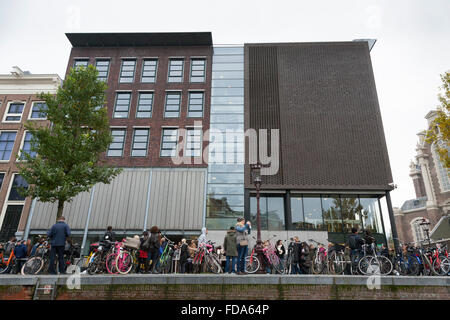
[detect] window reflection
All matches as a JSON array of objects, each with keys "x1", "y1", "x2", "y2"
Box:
[
  {"x1": 250, "y1": 196, "x2": 285, "y2": 231},
  {"x1": 321, "y1": 195, "x2": 343, "y2": 233},
  {"x1": 301, "y1": 196, "x2": 324, "y2": 230},
  {"x1": 340, "y1": 196, "x2": 363, "y2": 233},
  {"x1": 359, "y1": 196, "x2": 383, "y2": 234}
]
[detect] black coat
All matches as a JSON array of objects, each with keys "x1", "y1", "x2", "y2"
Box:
[
  {"x1": 180, "y1": 243, "x2": 189, "y2": 261},
  {"x1": 291, "y1": 242, "x2": 302, "y2": 263}
]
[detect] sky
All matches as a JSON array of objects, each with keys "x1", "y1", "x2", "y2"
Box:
[{"x1": 0, "y1": 0, "x2": 449, "y2": 209}]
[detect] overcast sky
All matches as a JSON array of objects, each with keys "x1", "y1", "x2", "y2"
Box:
[{"x1": 0, "y1": 0, "x2": 449, "y2": 208}]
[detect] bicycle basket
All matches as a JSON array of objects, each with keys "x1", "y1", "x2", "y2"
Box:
[{"x1": 124, "y1": 237, "x2": 140, "y2": 250}]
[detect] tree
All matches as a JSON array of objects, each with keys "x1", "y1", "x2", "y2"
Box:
[
  {"x1": 426, "y1": 71, "x2": 450, "y2": 170},
  {"x1": 17, "y1": 65, "x2": 122, "y2": 219}
]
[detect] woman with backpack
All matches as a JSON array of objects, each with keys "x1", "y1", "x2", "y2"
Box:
[{"x1": 136, "y1": 231, "x2": 150, "y2": 273}]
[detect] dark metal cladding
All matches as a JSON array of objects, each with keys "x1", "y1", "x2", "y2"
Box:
[
  {"x1": 66, "y1": 32, "x2": 213, "y2": 47},
  {"x1": 244, "y1": 42, "x2": 393, "y2": 191}
]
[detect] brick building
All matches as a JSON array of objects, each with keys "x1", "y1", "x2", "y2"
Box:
[
  {"x1": 394, "y1": 111, "x2": 450, "y2": 244},
  {"x1": 0, "y1": 67, "x2": 62, "y2": 242},
  {"x1": 3, "y1": 33, "x2": 398, "y2": 253}
]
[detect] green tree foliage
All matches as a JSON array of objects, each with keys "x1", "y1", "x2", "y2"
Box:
[
  {"x1": 426, "y1": 71, "x2": 450, "y2": 170},
  {"x1": 17, "y1": 65, "x2": 122, "y2": 219}
]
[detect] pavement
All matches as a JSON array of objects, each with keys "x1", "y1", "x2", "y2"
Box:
[{"x1": 0, "y1": 274, "x2": 449, "y2": 287}]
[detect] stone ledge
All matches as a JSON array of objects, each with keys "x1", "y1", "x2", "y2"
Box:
[{"x1": 0, "y1": 274, "x2": 449, "y2": 287}]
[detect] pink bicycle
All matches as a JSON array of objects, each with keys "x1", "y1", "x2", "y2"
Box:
[{"x1": 105, "y1": 240, "x2": 123, "y2": 274}]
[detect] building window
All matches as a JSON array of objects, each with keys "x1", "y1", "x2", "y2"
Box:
[
  {"x1": 160, "y1": 128, "x2": 178, "y2": 157},
  {"x1": 73, "y1": 59, "x2": 89, "y2": 68},
  {"x1": 164, "y1": 92, "x2": 181, "y2": 118},
  {"x1": 185, "y1": 128, "x2": 202, "y2": 157},
  {"x1": 136, "y1": 92, "x2": 153, "y2": 118},
  {"x1": 250, "y1": 196, "x2": 285, "y2": 231},
  {"x1": 0, "y1": 132, "x2": 17, "y2": 161},
  {"x1": 119, "y1": 59, "x2": 136, "y2": 83},
  {"x1": 359, "y1": 196, "x2": 383, "y2": 234},
  {"x1": 4, "y1": 103, "x2": 24, "y2": 122},
  {"x1": 20, "y1": 132, "x2": 37, "y2": 160},
  {"x1": 95, "y1": 59, "x2": 110, "y2": 82},
  {"x1": 168, "y1": 58, "x2": 184, "y2": 83},
  {"x1": 141, "y1": 59, "x2": 158, "y2": 83},
  {"x1": 321, "y1": 195, "x2": 343, "y2": 233},
  {"x1": 187, "y1": 92, "x2": 204, "y2": 118},
  {"x1": 8, "y1": 174, "x2": 29, "y2": 201},
  {"x1": 29, "y1": 102, "x2": 47, "y2": 119},
  {"x1": 0, "y1": 173, "x2": 4, "y2": 190},
  {"x1": 107, "y1": 129, "x2": 126, "y2": 157},
  {"x1": 131, "y1": 128, "x2": 149, "y2": 157},
  {"x1": 291, "y1": 195, "x2": 324, "y2": 231},
  {"x1": 113, "y1": 92, "x2": 131, "y2": 118},
  {"x1": 190, "y1": 58, "x2": 206, "y2": 83}
]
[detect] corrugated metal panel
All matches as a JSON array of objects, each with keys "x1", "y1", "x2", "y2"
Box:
[
  {"x1": 147, "y1": 169, "x2": 205, "y2": 230},
  {"x1": 30, "y1": 168, "x2": 205, "y2": 231},
  {"x1": 30, "y1": 191, "x2": 91, "y2": 229}
]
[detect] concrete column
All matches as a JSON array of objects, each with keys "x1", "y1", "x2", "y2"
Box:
[
  {"x1": 418, "y1": 157, "x2": 438, "y2": 208},
  {"x1": 385, "y1": 191, "x2": 400, "y2": 253}
]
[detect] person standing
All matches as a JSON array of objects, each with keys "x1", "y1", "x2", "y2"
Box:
[
  {"x1": 291, "y1": 237, "x2": 302, "y2": 274},
  {"x1": 137, "y1": 231, "x2": 150, "y2": 273},
  {"x1": 179, "y1": 239, "x2": 189, "y2": 274},
  {"x1": 223, "y1": 227, "x2": 238, "y2": 274},
  {"x1": 103, "y1": 226, "x2": 116, "y2": 242},
  {"x1": 148, "y1": 226, "x2": 161, "y2": 273},
  {"x1": 198, "y1": 227, "x2": 208, "y2": 246},
  {"x1": 235, "y1": 217, "x2": 251, "y2": 275},
  {"x1": 276, "y1": 240, "x2": 286, "y2": 265},
  {"x1": 47, "y1": 216, "x2": 71, "y2": 274}
]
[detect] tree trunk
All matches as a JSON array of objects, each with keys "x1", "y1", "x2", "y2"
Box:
[{"x1": 57, "y1": 200, "x2": 65, "y2": 219}]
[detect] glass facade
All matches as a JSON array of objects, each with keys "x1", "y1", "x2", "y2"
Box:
[{"x1": 206, "y1": 46, "x2": 244, "y2": 230}]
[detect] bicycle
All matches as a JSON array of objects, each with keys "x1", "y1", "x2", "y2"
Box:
[
  {"x1": 155, "y1": 236, "x2": 175, "y2": 274},
  {"x1": 244, "y1": 236, "x2": 260, "y2": 274},
  {"x1": 358, "y1": 242, "x2": 393, "y2": 275},
  {"x1": 0, "y1": 242, "x2": 17, "y2": 274},
  {"x1": 430, "y1": 243, "x2": 450, "y2": 276},
  {"x1": 326, "y1": 240, "x2": 347, "y2": 275},
  {"x1": 115, "y1": 238, "x2": 139, "y2": 275},
  {"x1": 309, "y1": 239, "x2": 328, "y2": 274},
  {"x1": 262, "y1": 236, "x2": 285, "y2": 274},
  {"x1": 392, "y1": 241, "x2": 421, "y2": 276}
]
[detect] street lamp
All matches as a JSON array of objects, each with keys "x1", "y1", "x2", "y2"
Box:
[
  {"x1": 419, "y1": 218, "x2": 431, "y2": 245},
  {"x1": 250, "y1": 162, "x2": 267, "y2": 274}
]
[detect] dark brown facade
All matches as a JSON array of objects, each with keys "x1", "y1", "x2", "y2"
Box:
[
  {"x1": 65, "y1": 33, "x2": 213, "y2": 168},
  {"x1": 244, "y1": 42, "x2": 393, "y2": 191}
]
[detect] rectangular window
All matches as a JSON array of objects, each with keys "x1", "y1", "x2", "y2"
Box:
[
  {"x1": 131, "y1": 128, "x2": 150, "y2": 157},
  {"x1": 20, "y1": 132, "x2": 37, "y2": 160},
  {"x1": 164, "y1": 92, "x2": 181, "y2": 118},
  {"x1": 190, "y1": 58, "x2": 206, "y2": 83},
  {"x1": 29, "y1": 102, "x2": 47, "y2": 119},
  {"x1": 119, "y1": 59, "x2": 136, "y2": 83},
  {"x1": 187, "y1": 92, "x2": 204, "y2": 118},
  {"x1": 168, "y1": 58, "x2": 184, "y2": 83},
  {"x1": 0, "y1": 132, "x2": 17, "y2": 161},
  {"x1": 4, "y1": 103, "x2": 24, "y2": 122},
  {"x1": 0, "y1": 173, "x2": 5, "y2": 190},
  {"x1": 95, "y1": 59, "x2": 110, "y2": 82},
  {"x1": 73, "y1": 59, "x2": 89, "y2": 68},
  {"x1": 107, "y1": 129, "x2": 126, "y2": 157},
  {"x1": 160, "y1": 128, "x2": 178, "y2": 157},
  {"x1": 136, "y1": 92, "x2": 153, "y2": 118},
  {"x1": 141, "y1": 59, "x2": 158, "y2": 83},
  {"x1": 8, "y1": 174, "x2": 29, "y2": 201},
  {"x1": 185, "y1": 128, "x2": 202, "y2": 157},
  {"x1": 113, "y1": 92, "x2": 131, "y2": 118}
]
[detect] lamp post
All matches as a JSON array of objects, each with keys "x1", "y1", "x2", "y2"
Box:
[
  {"x1": 250, "y1": 162, "x2": 266, "y2": 274},
  {"x1": 419, "y1": 218, "x2": 431, "y2": 245}
]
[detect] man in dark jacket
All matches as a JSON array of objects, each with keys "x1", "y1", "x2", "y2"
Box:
[
  {"x1": 347, "y1": 228, "x2": 364, "y2": 270},
  {"x1": 223, "y1": 227, "x2": 238, "y2": 274},
  {"x1": 47, "y1": 216, "x2": 71, "y2": 274},
  {"x1": 103, "y1": 226, "x2": 115, "y2": 242},
  {"x1": 179, "y1": 239, "x2": 189, "y2": 274},
  {"x1": 291, "y1": 237, "x2": 302, "y2": 274}
]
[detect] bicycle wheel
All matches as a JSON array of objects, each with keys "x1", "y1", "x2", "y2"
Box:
[
  {"x1": 115, "y1": 251, "x2": 133, "y2": 275},
  {"x1": 106, "y1": 254, "x2": 118, "y2": 274},
  {"x1": 327, "y1": 251, "x2": 346, "y2": 275},
  {"x1": 87, "y1": 253, "x2": 101, "y2": 275},
  {"x1": 268, "y1": 254, "x2": 285, "y2": 274},
  {"x1": 312, "y1": 254, "x2": 326, "y2": 274},
  {"x1": 432, "y1": 256, "x2": 450, "y2": 276},
  {"x1": 245, "y1": 255, "x2": 260, "y2": 274},
  {"x1": 358, "y1": 256, "x2": 373, "y2": 275},
  {"x1": 21, "y1": 257, "x2": 44, "y2": 275},
  {"x1": 204, "y1": 255, "x2": 222, "y2": 274},
  {"x1": 376, "y1": 256, "x2": 393, "y2": 275}
]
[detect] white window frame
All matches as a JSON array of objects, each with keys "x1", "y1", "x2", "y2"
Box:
[
  {"x1": 0, "y1": 173, "x2": 27, "y2": 230},
  {"x1": 107, "y1": 128, "x2": 127, "y2": 157},
  {"x1": 3, "y1": 101, "x2": 25, "y2": 123},
  {"x1": 0, "y1": 130, "x2": 18, "y2": 162},
  {"x1": 160, "y1": 127, "x2": 179, "y2": 157},
  {"x1": 131, "y1": 127, "x2": 150, "y2": 157},
  {"x1": 17, "y1": 130, "x2": 37, "y2": 162},
  {"x1": 184, "y1": 127, "x2": 203, "y2": 158},
  {"x1": 28, "y1": 101, "x2": 48, "y2": 120}
]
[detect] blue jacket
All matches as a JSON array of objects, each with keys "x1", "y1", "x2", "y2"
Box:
[
  {"x1": 14, "y1": 244, "x2": 28, "y2": 259},
  {"x1": 47, "y1": 221, "x2": 71, "y2": 246}
]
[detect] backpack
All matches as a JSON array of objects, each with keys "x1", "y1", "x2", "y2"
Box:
[
  {"x1": 149, "y1": 233, "x2": 159, "y2": 249},
  {"x1": 141, "y1": 237, "x2": 151, "y2": 251},
  {"x1": 348, "y1": 235, "x2": 357, "y2": 250}
]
